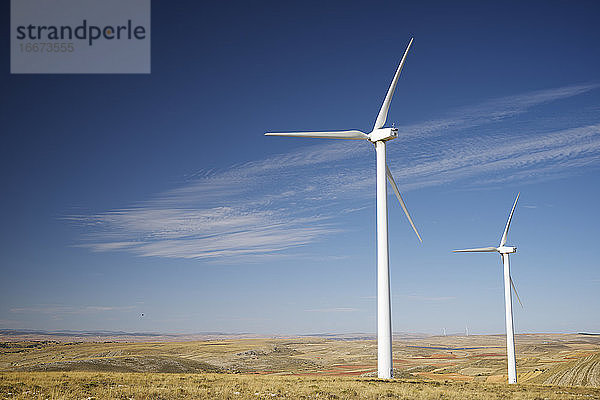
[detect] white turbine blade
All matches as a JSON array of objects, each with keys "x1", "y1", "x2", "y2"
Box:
[
  {"x1": 265, "y1": 130, "x2": 368, "y2": 140},
  {"x1": 510, "y1": 276, "x2": 524, "y2": 309},
  {"x1": 373, "y1": 37, "x2": 414, "y2": 130},
  {"x1": 500, "y1": 192, "x2": 520, "y2": 246},
  {"x1": 385, "y1": 165, "x2": 422, "y2": 242},
  {"x1": 452, "y1": 247, "x2": 498, "y2": 253}
]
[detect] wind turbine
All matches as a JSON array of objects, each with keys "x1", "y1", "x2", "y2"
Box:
[
  {"x1": 453, "y1": 193, "x2": 522, "y2": 384},
  {"x1": 265, "y1": 38, "x2": 421, "y2": 379}
]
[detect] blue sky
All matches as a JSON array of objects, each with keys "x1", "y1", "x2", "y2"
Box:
[{"x1": 1, "y1": 0, "x2": 599, "y2": 335}]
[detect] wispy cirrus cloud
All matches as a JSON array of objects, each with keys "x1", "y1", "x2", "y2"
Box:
[
  {"x1": 67, "y1": 207, "x2": 340, "y2": 260},
  {"x1": 67, "y1": 83, "x2": 600, "y2": 262},
  {"x1": 399, "y1": 83, "x2": 600, "y2": 140},
  {"x1": 387, "y1": 123, "x2": 600, "y2": 190}
]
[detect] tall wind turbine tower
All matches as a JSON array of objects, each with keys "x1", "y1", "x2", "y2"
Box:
[
  {"x1": 265, "y1": 38, "x2": 421, "y2": 379},
  {"x1": 453, "y1": 193, "x2": 522, "y2": 384}
]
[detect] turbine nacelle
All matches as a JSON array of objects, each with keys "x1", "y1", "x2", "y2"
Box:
[
  {"x1": 498, "y1": 245, "x2": 517, "y2": 254},
  {"x1": 368, "y1": 127, "x2": 398, "y2": 142}
]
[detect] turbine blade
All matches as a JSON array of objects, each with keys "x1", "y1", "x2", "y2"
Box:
[
  {"x1": 373, "y1": 38, "x2": 414, "y2": 130},
  {"x1": 510, "y1": 276, "x2": 524, "y2": 309},
  {"x1": 386, "y1": 165, "x2": 422, "y2": 242},
  {"x1": 265, "y1": 130, "x2": 368, "y2": 140},
  {"x1": 500, "y1": 192, "x2": 520, "y2": 246},
  {"x1": 452, "y1": 247, "x2": 498, "y2": 253}
]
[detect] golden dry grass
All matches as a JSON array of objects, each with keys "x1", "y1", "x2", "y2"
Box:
[{"x1": 1, "y1": 371, "x2": 600, "y2": 400}]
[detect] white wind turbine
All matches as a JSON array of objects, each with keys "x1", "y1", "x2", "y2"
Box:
[
  {"x1": 265, "y1": 38, "x2": 421, "y2": 379},
  {"x1": 453, "y1": 193, "x2": 523, "y2": 384}
]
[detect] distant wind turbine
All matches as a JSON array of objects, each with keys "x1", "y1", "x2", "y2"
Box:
[
  {"x1": 453, "y1": 193, "x2": 522, "y2": 384},
  {"x1": 265, "y1": 38, "x2": 421, "y2": 379}
]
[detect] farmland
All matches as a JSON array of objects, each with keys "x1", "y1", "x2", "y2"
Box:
[{"x1": 1, "y1": 333, "x2": 599, "y2": 398}]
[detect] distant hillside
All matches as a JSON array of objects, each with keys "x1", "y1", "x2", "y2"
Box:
[
  {"x1": 0, "y1": 329, "x2": 264, "y2": 343},
  {"x1": 0, "y1": 330, "x2": 432, "y2": 343}
]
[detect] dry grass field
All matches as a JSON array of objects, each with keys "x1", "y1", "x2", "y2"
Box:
[
  {"x1": 1, "y1": 333, "x2": 599, "y2": 399},
  {"x1": 2, "y1": 371, "x2": 600, "y2": 399}
]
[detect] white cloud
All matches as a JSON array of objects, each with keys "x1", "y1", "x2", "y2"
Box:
[
  {"x1": 66, "y1": 83, "x2": 600, "y2": 262},
  {"x1": 388, "y1": 123, "x2": 600, "y2": 190},
  {"x1": 69, "y1": 207, "x2": 340, "y2": 261}
]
